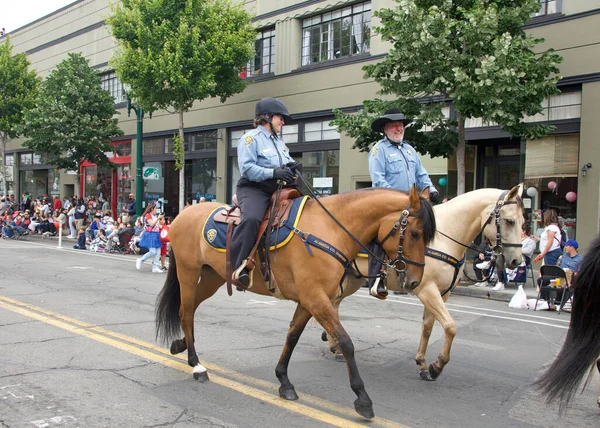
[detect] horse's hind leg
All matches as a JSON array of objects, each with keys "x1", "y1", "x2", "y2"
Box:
[
  {"x1": 276, "y1": 303, "x2": 313, "y2": 401},
  {"x1": 178, "y1": 265, "x2": 223, "y2": 382},
  {"x1": 307, "y1": 295, "x2": 374, "y2": 419}
]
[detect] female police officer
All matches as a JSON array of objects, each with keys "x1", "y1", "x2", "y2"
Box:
[{"x1": 231, "y1": 97, "x2": 301, "y2": 287}]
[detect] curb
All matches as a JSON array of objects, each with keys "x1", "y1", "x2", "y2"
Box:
[{"x1": 452, "y1": 283, "x2": 538, "y2": 303}]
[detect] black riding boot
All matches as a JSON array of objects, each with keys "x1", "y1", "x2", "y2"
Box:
[{"x1": 367, "y1": 241, "x2": 387, "y2": 299}]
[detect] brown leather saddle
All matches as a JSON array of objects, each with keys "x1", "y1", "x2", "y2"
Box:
[{"x1": 214, "y1": 187, "x2": 302, "y2": 295}]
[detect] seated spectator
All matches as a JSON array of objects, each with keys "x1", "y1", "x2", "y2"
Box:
[
  {"x1": 73, "y1": 227, "x2": 87, "y2": 250},
  {"x1": 86, "y1": 215, "x2": 102, "y2": 240},
  {"x1": 473, "y1": 239, "x2": 493, "y2": 287},
  {"x1": 536, "y1": 239, "x2": 583, "y2": 305},
  {"x1": 89, "y1": 229, "x2": 108, "y2": 252},
  {"x1": 107, "y1": 221, "x2": 135, "y2": 250}
]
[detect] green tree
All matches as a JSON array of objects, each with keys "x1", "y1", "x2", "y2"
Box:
[
  {"x1": 0, "y1": 38, "x2": 40, "y2": 198},
  {"x1": 22, "y1": 53, "x2": 123, "y2": 175},
  {"x1": 108, "y1": 0, "x2": 256, "y2": 212},
  {"x1": 333, "y1": 0, "x2": 562, "y2": 195}
]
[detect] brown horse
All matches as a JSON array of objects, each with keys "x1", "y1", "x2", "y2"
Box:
[
  {"x1": 536, "y1": 233, "x2": 600, "y2": 413},
  {"x1": 326, "y1": 185, "x2": 525, "y2": 380},
  {"x1": 155, "y1": 186, "x2": 436, "y2": 419}
]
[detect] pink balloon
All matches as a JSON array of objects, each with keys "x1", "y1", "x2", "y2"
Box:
[
  {"x1": 548, "y1": 181, "x2": 557, "y2": 190},
  {"x1": 566, "y1": 191, "x2": 577, "y2": 203}
]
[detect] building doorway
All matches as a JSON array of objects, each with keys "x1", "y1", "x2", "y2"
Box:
[{"x1": 476, "y1": 139, "x2": 522, "y2": 189}]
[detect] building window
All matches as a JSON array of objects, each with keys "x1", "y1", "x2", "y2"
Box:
[
  {"x1": 304, "y1": 121, "x2": 340, "y2": 142},
  {"x1": 230, "y1": 128, "x2": 254, "y2": 149},
  {"x1": 4, "y1": 154, "x2": 14, "y2": 166},
  {"x1": 189, "y1": 131, "x2": 217, "y2": 151},
  {"x1": 281, "y1": 124, "x2": 299, "y2": 144},
  {"x1": 533, "y1": 0, "x2": 560, "y2": 17},
  {"x1": 246, "y1": 28, "x2": 275, "y2": 77},
  {"x1": 143, "y1": 138, "x2": 165, "y2": 155},
  {"x1": 100, "y1": 71, "x2": 125, "y2": 104},
  {"x1": 524, "y1": 92, "x2": 581, "y2": 123},
  {"x1": 302, "y1": 2, "x2": 371, "y2": 66},
  {"x1": 19, "y1": 153, "x2": 32, "y2": 165}
]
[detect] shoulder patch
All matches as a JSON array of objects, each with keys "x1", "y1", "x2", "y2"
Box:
[
  {"x1": 244, "y1": 135, "x2": 254, "y2": 146},
  {"x1": 370, "y1": 146, "x2": 379, "y2": 157}
]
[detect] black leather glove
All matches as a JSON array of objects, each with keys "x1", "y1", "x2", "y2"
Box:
[
  {"x1": 429, "y1": 191, "x2": 441, "y2": 204},
  {"x1": 273, "y1": 167, "x2": 295, "y2": 183},
  {"x1": 285, "y1": 161, "x2": 302, "y2": 172}
]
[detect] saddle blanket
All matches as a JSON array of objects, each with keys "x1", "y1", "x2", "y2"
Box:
[{"x1": 202, "y1": 196, "x2": 310, "y2": 252}]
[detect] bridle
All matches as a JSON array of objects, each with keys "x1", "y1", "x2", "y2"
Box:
[
  {"x1": 483, "y1": 190, "x2": 524, "y2": 256},
  {"x1": 378, "y1": 206, "x2": 425, "y2": 273},
  {"x1": 437, "y1": 189, "x2": 524, "y2": 257}
]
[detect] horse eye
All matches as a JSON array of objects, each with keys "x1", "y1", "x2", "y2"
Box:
[
  {"x1": 411, "y1": 230, "x2": 420, "y2": 239},
  {"x1": 505, "y1": 219, "x2": 515, "y2": 225}
]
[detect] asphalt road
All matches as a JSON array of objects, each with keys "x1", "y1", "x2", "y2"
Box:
[{"x1": 1, "y1": 237, "x2": 598, "y2": 428}]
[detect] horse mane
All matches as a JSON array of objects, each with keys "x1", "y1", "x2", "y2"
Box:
[
  {"x1": 327, "y1": 188, "x2": 436, "y2": 246},
  {"x1": 536, "y1": 233, "x2": 600, "y2": 413}
]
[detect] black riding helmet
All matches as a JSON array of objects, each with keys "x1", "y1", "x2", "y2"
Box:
[{"x1": 255, "y1": 97, "x2": 292, "y2": 123}]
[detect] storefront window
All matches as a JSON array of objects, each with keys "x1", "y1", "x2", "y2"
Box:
[
  {"x1": 189, "y1": 131, "x2": 217, "y2": 151},
  {"x1": 143, "y1": 161, "x2": 165, "y2": 206},
  {"x1": 187, "y1": 158, "x2": 217, "y2": 201},
  {"x1": 117, "y1": 165, "x2": 132, "y2": 216},
  {"x1": 295, "y1": 150, "x2": 339, "y2": 196},
  {"x1": 230, "y1": 128, "x2": 254, "y2": 149},
  {"x1": 20, "y1": 169, "x2": 49, "y2": 199}
]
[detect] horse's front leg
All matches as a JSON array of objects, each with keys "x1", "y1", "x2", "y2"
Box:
[
  {"x1": 415, "y1": 306, "x2": 436, "y2": 380},
  {"x1": 307, "y1": 295, "x2": 374, "y2": 419},
  {"x1": 414, "y1": 283, "x2": 456, "y2": 380},
  {"x1": 276, "y1": 303, "x2": 313, "y2": 400}
]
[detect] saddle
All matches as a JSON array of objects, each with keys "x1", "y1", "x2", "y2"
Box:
[{"x1": 214, "y1": 187, "x2": 302, "y2": 295}]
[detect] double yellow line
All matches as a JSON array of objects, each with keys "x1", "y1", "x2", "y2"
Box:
[{"x1": 0, "y1": 295, "x2": 409, "y2": 428}]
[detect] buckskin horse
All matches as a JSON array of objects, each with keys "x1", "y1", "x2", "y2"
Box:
[
  {"x1": 326, "y1": 184, "x2": 525, "y2": 381},
  {"x1": 155, "y1": 185, "x2": 436, "y2": 419},
  {"x1": 536, "y1": 233, "x2": 600, "y2": 413}
]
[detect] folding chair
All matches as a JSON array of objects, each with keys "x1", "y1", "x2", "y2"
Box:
[{"x1": 535, "y1": 265, "x2": 570, "y2": 314}]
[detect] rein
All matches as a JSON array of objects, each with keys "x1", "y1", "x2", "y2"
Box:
[{"x1": 296, "y1": 173, "x2": 424, "y2": 273}]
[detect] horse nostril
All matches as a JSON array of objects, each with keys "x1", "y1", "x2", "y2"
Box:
[{"x1": 410, "y1": 280, "x2": 420, "y2": 289}]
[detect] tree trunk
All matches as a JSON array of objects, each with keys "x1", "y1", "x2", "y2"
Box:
[
  {"x1": 0, "y1": 133, "x2": 7, "y2": 199},
  {"x1": 178, "y1": 110, "x2": 185, "y2": 214},
  {"x1": 456, "y1": 113, "x2": 466, "y2": 195}
]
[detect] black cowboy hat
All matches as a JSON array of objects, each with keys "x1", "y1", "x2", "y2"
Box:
[{"x1": 371, "y1": 108, "x2": 412, "y2": 133}]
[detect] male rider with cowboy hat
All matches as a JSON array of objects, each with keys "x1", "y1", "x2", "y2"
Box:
[
  {"x1": 366, "y1": 108, "x2": 440, "y2": 298},
  {"x1": 230, "y1": 97, "x2": 301, "y2": 288}
]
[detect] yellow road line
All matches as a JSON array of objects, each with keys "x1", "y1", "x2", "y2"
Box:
[{"x1": 0, "y1": 296, "x2": 409, "y2": 428}]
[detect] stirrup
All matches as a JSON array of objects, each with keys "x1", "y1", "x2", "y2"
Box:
[
  {"x1": 370, "y1": 276, "x2": 388, "y2": 300},
  {"x1": 232, "y1": 260, "x2": 253, "y2": 290}
]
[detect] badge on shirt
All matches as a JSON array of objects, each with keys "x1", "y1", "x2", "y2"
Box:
[
  {"x1": 245, "y1": 135, "x2": 254, "y2": 146},
  {"x1": 407, "y1": 150, "x2": 412, "y2": 156},
  {"x1": 370, "y1": 146, "x2": 379, "y2": 157}
]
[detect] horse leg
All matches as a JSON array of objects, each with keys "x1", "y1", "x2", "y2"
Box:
[
  {"x1": 326, "y1": 300, "x2": 345, "y2": 362},
  {"x1": 307, "y1": 295, "x2": 374, "y2": 419},
  {"x1": 178, "y1": 265, "x2": 223, "y2": 382},
  {"x1": 414, "y1": 284, "x2": 456, "y2": 380},
  {"x1": 415, "y1": 306, "x2": 436, "y2": 381},
  {"x1": 275, "y1": 304, "x2": 313, "y2": 401}
]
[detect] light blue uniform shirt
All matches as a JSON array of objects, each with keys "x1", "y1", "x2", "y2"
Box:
[
  {"x1": 368, "y1": 137, "x2": 436, "y2": 193},
  {"x1": 237, "y1": 125, "x2": 294, "y2": 182}
]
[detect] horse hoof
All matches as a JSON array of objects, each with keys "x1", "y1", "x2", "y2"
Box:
[
  {"x1": 321, "y1": 331, "x2": 328, "y2": 342},
  {"x1": 193, "y1": 371, "x2": 209, "y2": 383},
  {"x1": 170, "y1": 339, "x2": 186, "y2": 355},
  {"x1": 279, "y1": 387, "x2": 299, "y2": 401},
  {"x1": 354, "y1": 400, "x2": 375, "y2": 419},
  {"x1": 334, "y1": 353, "x2": 345, "y2": 362},
  {"x1": 428, "y1": 361, "x2": 442, "y2": 380},
  {"x1": 419, "y1": 370, "x2": 435, "y2": 381}
]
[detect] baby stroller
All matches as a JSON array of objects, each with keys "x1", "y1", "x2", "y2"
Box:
[{"x1": 107, "y1": 231, "x2": 134, "y2": 254}]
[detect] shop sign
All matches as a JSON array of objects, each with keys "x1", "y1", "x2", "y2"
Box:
[{"x1": 143, "y1": 166, "x2": 160, "y2": 180}]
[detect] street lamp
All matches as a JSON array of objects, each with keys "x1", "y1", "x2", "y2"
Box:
[{"x1": 126, "y1": 93, "x2": 144, "y2": 217}]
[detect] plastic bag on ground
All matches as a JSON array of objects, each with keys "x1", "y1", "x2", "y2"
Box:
[
  {"x1": 527, "y1": 298, "x2": 549, "y2": 311},
  {"x1": 508, "y1": 284, "x2": 528, "y2": 309}
]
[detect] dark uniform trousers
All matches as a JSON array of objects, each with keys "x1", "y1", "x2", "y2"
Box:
[
  {"x1": 230, "y1": 179, "x2": 279, "y2": 271},
  {"x1": 367, "y1": 241, "x2": 386, "y2": 286}
]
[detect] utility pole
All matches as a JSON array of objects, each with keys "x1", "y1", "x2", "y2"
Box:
[{"x1": 127, "y1": 94, "x2": 143, "y2": 217}]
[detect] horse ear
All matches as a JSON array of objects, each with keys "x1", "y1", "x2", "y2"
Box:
[
  {"x1": 507, "y1": 183, "x2": 525, "y2": 201},
  {"x1": 420, "y1": 186, "x2": 430, "y2": 200},
  {"x1": 409, "y1": 184, "x2": 421, "y2": 211}
]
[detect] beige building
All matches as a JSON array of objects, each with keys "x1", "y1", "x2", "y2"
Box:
[{"x1": 2, "y1": 0, "x2": 600, "y2": 249}]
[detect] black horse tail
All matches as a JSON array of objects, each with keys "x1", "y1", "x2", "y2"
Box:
[
  {"x1": 536, "y1": 234, "x2": 600, "y2": 414},
  {"x1": 155, "y1": 248, "x2": 181, "y2": 345}
]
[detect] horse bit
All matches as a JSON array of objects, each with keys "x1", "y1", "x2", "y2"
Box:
[{"x1": 377, "y1": 206, "x2": 425, "y2": 274}]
